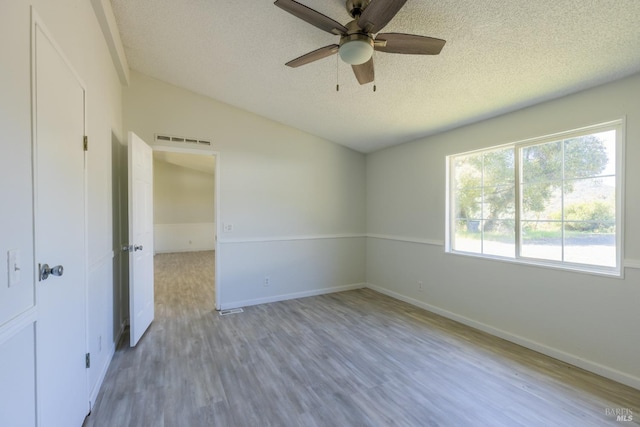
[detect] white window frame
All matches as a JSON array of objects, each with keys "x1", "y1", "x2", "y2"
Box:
[{"x1": 445, "y1": 119, "x2": 625, "y2": 277}]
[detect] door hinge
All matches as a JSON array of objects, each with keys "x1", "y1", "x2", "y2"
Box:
[
  {"x1": 85, "y1": 352, "x2": 91, "y2": 368},
  {"x1": 83, "y1": 135, "x2": 88, "y2": 151}
]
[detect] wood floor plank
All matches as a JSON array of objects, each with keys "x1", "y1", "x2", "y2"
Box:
[{"x1": 84, "y1": 251, "x2": 639, "y2": 426}]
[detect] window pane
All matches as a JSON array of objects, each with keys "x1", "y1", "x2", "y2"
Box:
[
  {"x1": 451, "y1": 148, "x2": 515, "y2": 257},
  {"x1": 563, "y1": 176, "x2": 615, "y2": 267},
  {"x1": 483, "y1": 184, "x2": 515, "y2": 220},
  {"x1": 453, "y1": 152, "x2": 483, "y2": 254},
  {"x1": 454, "y1": 155, "x2": 482, "y2": 187},
  {"x1": 521, "y1": 221, "x2": 562, "y2": 261},
  {"x1": 522, "y1": 140, "x2": 562, "y2": 183},
  {"x1": 564, "y1": 177, "x2": 615, "y2": 210},
  {"x1": 564, "y1": 222, "x2": 616, "y2": 267},
  {"x1": 483, "y1": 219, "x2": 515, "y2": 258},
  {"x1": 521, "y1": 183, "x2": 561, "y2": 221},
  {"x1": 454, "y1": 153, "x2": 483, "y2": 221},
  {"x1": 564, "y1": 130, "x2": 615, "y2": 179},
  {"x1": 453, "y1": 220, "x2": 481, "y2": 253},
  {"x1": 483, "y1": 148, "x2": 514, "y2": 186},
  {"x1": 482, "y1": 148, "x2": 515, "y2": 240},
  {"x1": 455, "y1": 188, "x2": 481, "y2": 220}
]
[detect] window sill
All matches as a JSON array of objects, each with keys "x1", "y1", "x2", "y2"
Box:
[{"x1": 445, "y1": 249, "x2": 623, "y2": 279}]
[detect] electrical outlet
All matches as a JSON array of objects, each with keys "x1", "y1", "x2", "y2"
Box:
[
  {"x1": 223, "y1": 223, "x2": 234, "y2": 232},
  {"x1": 418, "y1": 280, "x2": 424, "y2": 291},
  {"x1": 264, "y1": 276, "x2": 270, "y2": 287}
]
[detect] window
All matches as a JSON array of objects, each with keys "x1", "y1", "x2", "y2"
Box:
[{"x1": 447, "y1": 120, "x2": 623, "y2": 275}]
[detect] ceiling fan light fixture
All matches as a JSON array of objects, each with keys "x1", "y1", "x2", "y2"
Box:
[
  {"x1": 275, "y1": 0, "x2": 447, "y2": 85},
  {"x1": 339, "y1": 35, "x2": 374, "y2": 65}
]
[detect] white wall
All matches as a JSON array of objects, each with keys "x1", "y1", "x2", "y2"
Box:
[
  {"x1": 124, "y1": 71, "x2": 367, "y2": 308},
  {"x1": 0, "y1": 0, "x2": 122, "y2": 423},
  {"x1": 366, "y1": 72, "x2": 640, "y2": 389},
  {"x1": 153, "y1": 158, "x2": 215, "y2": 253},
  {"x1": 154, "y1": 159, "x2": 215, "y2": 224},
  {"x1": 154, "y1": 223, "x2": 216, "y2": 253}
]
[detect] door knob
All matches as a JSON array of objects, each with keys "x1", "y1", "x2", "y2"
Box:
[
  {"x1": 134, "y1": 245, "x2": 143, "y2": 251},
  {"x1": 39, "y1": 263, "x2": 64, "y2": 281}
]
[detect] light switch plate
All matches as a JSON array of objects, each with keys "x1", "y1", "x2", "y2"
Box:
[{"x1": 8, "y1": 249, "x2": 21, "y2": 287}]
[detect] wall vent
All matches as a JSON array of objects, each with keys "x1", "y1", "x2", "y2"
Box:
[
  {"x1": 219, "y1": 308, "x2": 244, "y2": 316},
  {"x1": 155, "y1": 133, "x2": 211, "y2": 146}
]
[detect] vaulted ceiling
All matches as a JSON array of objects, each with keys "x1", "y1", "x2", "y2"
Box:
[
  {"x1": 153, "y1": 151, "x2": 215, "y2": 175},
  {"x1": 112, "y1": 0, "x2": 640, "y2": 153}
]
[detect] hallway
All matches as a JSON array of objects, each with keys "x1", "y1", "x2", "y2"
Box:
[{"x1": 85, "y1": 251, "x2": 215, "y2": 426}]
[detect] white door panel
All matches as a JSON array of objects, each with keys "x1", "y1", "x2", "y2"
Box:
[
  {"x1": 128, "y1": 132, "x2": 154, "y2": 346},
  {"x1": 33, "y1": 20, "x2": 88, "y2": 426}
]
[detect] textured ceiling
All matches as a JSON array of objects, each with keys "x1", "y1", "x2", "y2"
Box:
[{"x1": 112, "y1": 0, "x2": 640, "y2": 153}]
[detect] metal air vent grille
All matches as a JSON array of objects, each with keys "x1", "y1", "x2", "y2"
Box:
[{"x1": 155, "y1": 133, "x2": 211, "y2": 146}]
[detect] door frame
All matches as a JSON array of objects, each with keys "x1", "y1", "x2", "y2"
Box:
[
  {"x1": 151, "y1": 144, "x2": 221, "y2": 310},
  {"x1": 30, "y1": 6, "x2": 90, "y2": 420}
]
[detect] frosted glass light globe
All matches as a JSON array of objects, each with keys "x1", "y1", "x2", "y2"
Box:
[{"x1": 339, "y1": 39, "x2": 374, "y2": 65}]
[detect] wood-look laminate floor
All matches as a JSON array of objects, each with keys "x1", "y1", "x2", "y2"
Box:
[{"x1": 85, "y1": 251, "x2": 639, "y2": 426}]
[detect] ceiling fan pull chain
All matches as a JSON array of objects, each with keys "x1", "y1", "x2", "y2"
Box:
[
  {"x1": 336, "y1": 53, "x2": 340, "y2": 92},
  {"x1": 373, "y1": 51, "x2": 376, "y2": 92}
]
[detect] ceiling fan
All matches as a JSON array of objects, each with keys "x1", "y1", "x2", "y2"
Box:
[{"x1": 274, "y1": 0, "x2": 446, "y2": 85}]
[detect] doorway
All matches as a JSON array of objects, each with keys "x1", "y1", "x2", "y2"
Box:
[{"x1": 152, "y1": 148, "x2": 219, "y2": 309}]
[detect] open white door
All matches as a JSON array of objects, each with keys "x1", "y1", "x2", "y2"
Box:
[{"x1": 128, "y1": 131, "x2": 155, "y2": 346}]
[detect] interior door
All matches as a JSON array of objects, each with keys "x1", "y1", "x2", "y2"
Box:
[
  {"x1": 128, "y1": 131, "x2": 155, "y2": 346},
  {"x1": 33, "y1": 19, "x2": 88, "y2": 426}
]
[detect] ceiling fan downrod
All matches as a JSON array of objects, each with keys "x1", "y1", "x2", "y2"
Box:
[{"x1": 346, "y1": 0, "x2": 370, "y2": 18}]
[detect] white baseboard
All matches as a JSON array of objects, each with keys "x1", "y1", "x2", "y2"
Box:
[
  {"x1": 220, "y1": 283, "x2": 366, "y2": 310},
  {"x1": 89, "y1": 320, "x2": 127, "y2": 410},
  {"x1": 154, "y1": 248, "x2": 215, "y2": 254},
  {"x1": 88, "y1": 343, "x2": 115, "y2": 411},
  {"x1": 366, "y1": 283, "x2": 640, "y2": 391}
]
